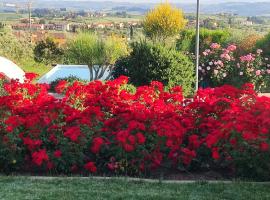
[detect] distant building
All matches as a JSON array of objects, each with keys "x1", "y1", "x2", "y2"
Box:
[
  {"x1": 116, "y1": 22, "x2": 124, "y2": 29},
  {"x1": 241, "y1": 21, "x2": 253, "y2": 26},
  {"x1": 44, "y1": 24, "x2": 55, "y2": 30},
  {"x1": 20, "y1": 18, "x2": 35, "y2": 24},
  {"x1": 54, "y1": 24, "x2": 66, "y2": 31},
  {"x1": 92, "y1": 22, "x2": 114, "y2": 29},
  {"x1": 11, "y1": 23, "x2": 44, "y2": 31}
]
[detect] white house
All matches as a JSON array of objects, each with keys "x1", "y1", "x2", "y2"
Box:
[{"x1": 0, "y1": 56, "x2": 25, "y2": 82}]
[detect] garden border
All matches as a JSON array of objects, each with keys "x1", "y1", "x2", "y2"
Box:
[{"x1": 6, "y1": 176, "x2": 270, "y2": 184}]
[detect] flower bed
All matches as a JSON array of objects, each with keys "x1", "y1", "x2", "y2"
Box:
[
  {"x1": 199, "y1": 43, "x2": 270, "y2": 92},
  {"x1": 0, "y1": 73, "x2": 269, "y2": 180}
]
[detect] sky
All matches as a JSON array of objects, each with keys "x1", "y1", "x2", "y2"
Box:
[{"x1": 70, "y1": 0, "x2": 270, "y2": 2}]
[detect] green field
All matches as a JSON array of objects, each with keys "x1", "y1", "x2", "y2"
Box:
[
  {"x1": 0, "y1": 13, "x2": 28, "y2": 24},
  {"x1": 0, "y1": 177, "x2": 269, "y2": 200}
]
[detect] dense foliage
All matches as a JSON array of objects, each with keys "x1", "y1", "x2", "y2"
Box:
[
  {"x1": 0, "y1": 31, "x2": 33, "y2": 64},
  {"x1": 177, "y1": 29, "x2": 230, "y2": 53},
  {"x1": 199, "y1": 43, "x2": 270, "y2": 92},
  {"x1": 256, "y1": 31, "x2": 270, "y2": 57},
  {"x1": 0, "y1": 73, "x2": 8, "y2": 96},
  {"x1": 0, "y1": 74, "x2": 269, "y2": 180},
  {"x1": 143, "y1": 2, "x2": 186, "y2": 42},
  {"x1": 34, "y1": 37, "x2": 64, "y2": 65},
  {"x1": 113, "y1": 41, "x2": 195, "y2": 95}
]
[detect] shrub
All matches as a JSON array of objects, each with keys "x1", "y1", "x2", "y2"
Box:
[
  {"x1": 0, "y1": 75, "x2": 270, "y2": 180},
  {"x1": 113, "y1": 41, "x2": 195, "y2": 96},
  {"x1": 34, "y1": 37, "x2": 64, "y2": 65},
  {"x1": 0, "y1": 30, "x2": 33, "y2": 63},
  {"x1": 176, "y1": 29, "x2": 230, "y2": 53},
  {"x1": 256, "y1": 32, "x2": 270, "y2": 57},
  {"x1": 0, "y1": 73, "x2": 9, "y2": 96},
  {"x1": 199, "y1": 43, "x2": 270, "y2": 92},
  {"x1": 237, "y1": 34, "x2": 263, "y2": 55}
]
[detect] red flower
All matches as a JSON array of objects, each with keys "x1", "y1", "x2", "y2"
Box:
[
  {"x1": 64, "y1": 126, "x2": 81, "y2": 142},
  {"x1": 47, "y1": 161, "x2": 54, "y2": 170},
  {"x1": 84, "y1": 162, "x2": 97, "y2": 173},
  {"x1": 188, "y1": 135, "x2": 200, "y2": 149},
  {"x1": 23, "y1": 137, "x2": 42, "y2": 151},
  {"x1": 260, "y1": 142, "x2": 269, "y2": 152},
  {"x1": 136, "y1": 132, "x2": 146, "y2": 144},
  {"x1": 212, "y1": 149, "x2": 220, "y2": 160},
  {"x1": 91, "y1": 137, "x2": 104, "y2": 154},
  {"x1": 53, "y1": 150, "x2": 62, "y2": 158},
  {"x1": 123, "y1": 144, "x2": 134, "y2": 152},
  {"x1": 32, "y1": 149, "x2": 49, "y2": 166},
  {"x1": 24, "y1": 73, "x2": 38, "y2": 82}
]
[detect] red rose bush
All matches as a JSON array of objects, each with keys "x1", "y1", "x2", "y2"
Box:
[{"x1": 0, "y1": 73, "x2": 269, "y2": 180}]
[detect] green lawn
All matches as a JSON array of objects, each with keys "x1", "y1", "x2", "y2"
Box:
[
  {"x1": 0, "y1": 177, "x2": 269, "y2": 200},
  {"x1": 19, "y1": 59, "x2": 52, "y2": 78}
]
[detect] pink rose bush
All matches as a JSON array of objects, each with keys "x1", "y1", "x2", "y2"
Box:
[
  {"x1": 200, "y1": 43, "x2": 270, "y2": 91},
  {"x1": 0, "y1": 73, "x2": 269, "y2": 180}
]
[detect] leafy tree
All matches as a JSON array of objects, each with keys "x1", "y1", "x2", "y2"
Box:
[
  {"x1": 65, "y1": 33, "x2": 128, "y2": 81},
  {"x1": 34, "y1": 37, "x2": 64, "y2": 65},
  {"x1": 113, "y1": 41, "x2": 195, "y2": 95},
  {"x1": 143, "y1": 2, "x2": 186, "y2": 42}
]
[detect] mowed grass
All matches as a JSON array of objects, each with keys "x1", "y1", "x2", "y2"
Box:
[
  {"x1": 19, "y1": 59, "x2": 52, "y2": 78},
  {"x1": 0, "y1": 176, "x2": 269, "y2": 200}
]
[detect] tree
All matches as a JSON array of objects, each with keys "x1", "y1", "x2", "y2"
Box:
[
  {"x1": 65, "y1": 33, "x2": 128, "y2": 81},
  {"x1": 113, "y1": 41, "x2": 195, "y2": 95},
  {"x1": 34, "y1": 37, "x2": 64, "y2": 65},
  {"x1": 143, "y1": 2, "x2": 186, "y2": 42},
  {"x1": 39, "y1": 19, "x2": 46, "y2": 24}
]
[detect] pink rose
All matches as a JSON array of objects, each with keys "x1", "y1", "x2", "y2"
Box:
[
  {"x1": 221, "y1": 53, "x2": 231, "y2": 61},
  {"x1": 227, "y1": 44, "x2": 237, "y2": 52},
  {"x1": 256, "y1": 70, "x2": 261, "y2": 76},
  {"x1": 210, "y1": 43, "x2": 220, "y2": 49},
  {"x1": 240, "y1": 54, "x2": 255, "y2": 62}
]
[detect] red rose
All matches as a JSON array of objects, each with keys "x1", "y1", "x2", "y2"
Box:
[
  {"x1": 64, "y1": 126, "x2": 81, "y2": 142},
  {"x1": 84, "y1": 162, "x2": 97, "y2": 173},
  {"x1": 136, "y1": 132, "x2": 146, "y2": 144},
  {"x1": 32, "y1": 149, "x2": 49, "y2": 166},
  {"x1": 53, "y1": 150, "x2": 62, "y2": 158},
  {"x1": 260, "y1": 142, "x2": 269, "y2": 152},
  {"x1": 91, "y1": 137, "x2": 104, "y2": 154}
]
